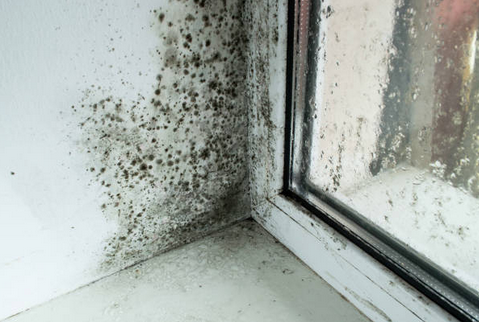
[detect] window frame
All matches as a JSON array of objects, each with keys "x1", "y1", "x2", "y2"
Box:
[{"x1": 282, "y1": 0, "x2": 479, "y2": 321}]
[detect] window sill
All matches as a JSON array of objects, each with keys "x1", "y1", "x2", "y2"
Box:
[{"x1": 253, "y1": 194, "x2": 457, "y2": 322}]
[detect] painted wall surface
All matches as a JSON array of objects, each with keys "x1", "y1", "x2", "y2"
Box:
[
  {"x1": 245, "y1": 0, "x2": 287, "y2": 207},
  {"x1": 0, "y1": 0, "x2": 249, "y2": 319}
]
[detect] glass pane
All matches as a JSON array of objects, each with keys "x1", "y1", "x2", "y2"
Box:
[{"x1": 295, "y1": 0, "x2": 479, "y2": 295}]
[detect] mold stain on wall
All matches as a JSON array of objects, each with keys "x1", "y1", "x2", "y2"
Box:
[
  {"x1": 244, "y1": 0, "x2": 281, "y2": 207},
  {"x1": 69, "y1": 0, "x2": 250, "y2": 270}
]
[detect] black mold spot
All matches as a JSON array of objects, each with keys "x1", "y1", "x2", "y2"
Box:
[
  {"x1": 185, "y1": 14, "x2": 196, "y2": 22},
  {"x1": 71, "y1": 0, "x2": 250, "y2": 271},
  {"x1": 325, "y1": 5, "x2": 334, "y2": 18}
]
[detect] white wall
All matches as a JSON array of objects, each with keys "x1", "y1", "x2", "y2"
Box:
[{"x1": 0, "y1": 0, "x2": 249, "y2": 319}]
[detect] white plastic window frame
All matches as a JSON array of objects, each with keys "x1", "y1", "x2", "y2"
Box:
[{"x1": 250, "y1": 0, "x2": 473, "y2": 321}]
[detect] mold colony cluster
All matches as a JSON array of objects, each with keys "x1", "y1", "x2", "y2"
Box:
[
  {"x1": 242, "y1": 0, "x2": 279, "y2": 207},
  {"x1": 70, "y1": 0, "x2": 249, "y2": 269}
]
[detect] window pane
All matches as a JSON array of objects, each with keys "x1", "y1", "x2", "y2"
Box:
[{"x1": 294, "y1": 0, "x2": 479, "y2": 296}]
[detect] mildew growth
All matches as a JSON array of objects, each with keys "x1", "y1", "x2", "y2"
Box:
[
  {"x1": 244, "y1": 0, "x2": 280, "y2": 207},
  {"x1": 71, "y1": 0, "x2": 249, "y2": 270}
]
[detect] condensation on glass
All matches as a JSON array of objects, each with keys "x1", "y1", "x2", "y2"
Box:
[{"x1": 290, "y1": 0, "x2": 479, "y2": 301}]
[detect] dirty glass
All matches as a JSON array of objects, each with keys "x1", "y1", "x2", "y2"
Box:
[{"x1": 289, "y1": 0, "x2": 479, "y2": 318}]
